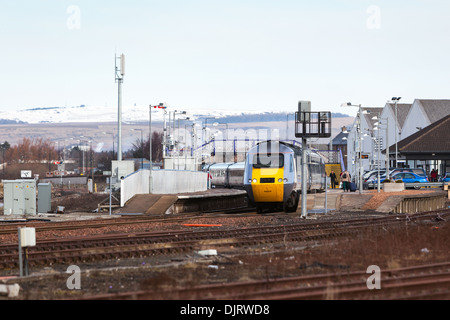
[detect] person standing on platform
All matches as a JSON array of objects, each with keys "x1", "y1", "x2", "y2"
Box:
[
  {"x1": 330, "y1": 170, "x2": 337, "y2": 189},
  {"x1": 341, "y1": 170, "x2": 351, "y2": 192}
]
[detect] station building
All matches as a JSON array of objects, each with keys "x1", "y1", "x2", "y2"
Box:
[{"x1": 344, "y1": 99, "x2": 450, "y2": 177}]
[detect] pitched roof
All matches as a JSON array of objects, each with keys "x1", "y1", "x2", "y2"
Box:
[
  {"x1": 386, "y1": 103, "x2": 412, "y2": 129},
  {"x1": 362, "y1": 107, "x2": 384, "y2": 129},
  {"x1": 332, "y1": 131, "x2": 348, "y2": 145},
  {"x1": 397, "y1": 114, "x2": 450, "y2": 153},
  {"x1": 417, "y1": 99, "x2": 450, "y2": 124}
]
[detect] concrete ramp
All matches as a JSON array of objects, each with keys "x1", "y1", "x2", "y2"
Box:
[
  {"x1": 120, "y1": 194, "x2": 178, "y2": 215},
  {"x1": 146, "y1": 195, "x2": 178, "y2": 214}
]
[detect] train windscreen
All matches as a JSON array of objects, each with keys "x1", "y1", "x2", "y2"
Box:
[{"x1": 252, "y1": 154, "x2": 284, "y2": 168}]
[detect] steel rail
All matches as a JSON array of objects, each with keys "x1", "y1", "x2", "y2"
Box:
[
  {"x1": 1, "y1": 211, "x2": 448, "y2": 270},
  {"x1": 77, "y1": 262, "x2": 450, "y2": 300}
]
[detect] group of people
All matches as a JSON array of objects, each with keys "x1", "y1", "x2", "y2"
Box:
[{"x1": 329, "y1": 170, "x2": 352, "y2": 192}]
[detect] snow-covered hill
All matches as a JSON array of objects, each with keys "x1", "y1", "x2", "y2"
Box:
[{"x1": 0, "y1": 104, "x2": 256, "y2": 124}]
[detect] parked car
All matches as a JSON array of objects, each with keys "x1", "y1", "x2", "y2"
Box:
[
  {"x1": 367, "y1": 174, "x2": 387, "y2": 188},
  {"x1": 390, "y1": 168, "x2": 427, "y2": 177},
  {"x1": 440, "y1": 173, "x2": 450, "y2": 182},
  {"x1": 367, "y1": 171, "x2": 428, "y2": 189},
  {"x1": 365, "y1": 170, "x2": 386, "y2": 182},
  {"x1": 391, "y1": 172, "x2": 428, "y2": 189}
]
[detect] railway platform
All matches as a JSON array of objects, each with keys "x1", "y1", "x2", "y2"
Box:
[
  {"x1": 119, "y1": 188, "x2": 249, "y2": 215},
  {"x1": 1, "y1": 188, "x2": 447, "y2": 223},
  {"x1": 335, "y1": 188, "x2": 448, "y2": 213}
]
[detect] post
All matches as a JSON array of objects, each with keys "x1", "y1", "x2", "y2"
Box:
[
  {"x1": 377, "y1": 119, "x2": 381, "y2": 193},
  {"x1": 295, "y1": 102, "x2": 331, "y2": 218},
  {"x1": 115, "y1": 54, "x2": 125, "y2": 162},
  {"x1": 301, "y1": 138, "x2": 308, "y2": 218},
  {"x1": 325, "y1": 176, "x2": 328, "y2": 213},
  {"x1": 18, "y1": 228, "x2": 23, "y2": 277},
  {"x1": 24, "y1": 247, "x2": 29, "y2": 276},
  {"x1": 395, "y1": 100, "x2": 398, "y2": 167},
  {"x1": 149, "y1": 105, "x2": 153, "y2": 194},
  {"x1": 386, "y1": 117, "x2": 390, "y2": 179},
  {"x1": 18, "y1": 227, "x2": 35, "y2": 276},
  {"x1": 185, "y1": 124, "x2": 188, "y2": 170},
  {"x1": 117, "y1": 73, "x2": 123, "y2": 161},
  {"x1": 109, "y1": 171, "x2": 112, "y2": 215},
  {"x1": 358, "y1": 105, "x2": 363, "y2": 194}
]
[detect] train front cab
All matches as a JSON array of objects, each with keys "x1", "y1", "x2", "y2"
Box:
[{"x1": 244, "y1": 143, "x2": 298, "y2": 213}]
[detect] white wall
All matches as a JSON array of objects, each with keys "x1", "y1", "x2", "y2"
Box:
[
  {"x1": 401, "y1": 100, "x2": 430, "y2": 139},
  {"x1": 120, "y1": 169, "x2": 149, "y2": 207},
  {"x1": 120, "y1": 169, "x2": 207, "y2": 206}
]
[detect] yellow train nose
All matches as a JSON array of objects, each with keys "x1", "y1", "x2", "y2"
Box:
[
  {"x1": 252, "y1": 183, "x2": 284, "y2": 202},
  {"x1": 250, "y1": 168, "x2": 284, "y2": 202}
]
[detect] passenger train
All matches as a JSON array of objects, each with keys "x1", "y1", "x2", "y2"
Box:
[{"x1": 205, "y1": 140, "x2": 326, "y2": 213}]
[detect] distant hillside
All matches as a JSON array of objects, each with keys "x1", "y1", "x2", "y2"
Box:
[
  {"x1": 0, "y1": 119, "x2": 27, "y2": 124},
  {"x1": 0, "y1": 104, "x2": 351, "y2": 125},
  {"x1": 210, "y1": 112, "x2": 350, "y2": 123}
]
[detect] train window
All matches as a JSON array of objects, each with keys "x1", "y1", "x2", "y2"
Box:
[{"x1": 252, "y1": 154, "x2": 284, "y2": 168}]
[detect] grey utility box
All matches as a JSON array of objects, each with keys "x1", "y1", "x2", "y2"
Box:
[
  {"x1": 38, "y1": 183, "x2": 52, "y2": 213},
  {"x1": 3, "y1": 180, "x2": 37, "y2": 215}
]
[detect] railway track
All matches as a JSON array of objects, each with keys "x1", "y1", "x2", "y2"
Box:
[
  {"x1": 79, "y1": 261, "x2": 450, "y2": 300},
  {"x1": 0, "y1": 210, "x2": 448, "y2": 270},
  {"x1": 0, "y1": 207, "x2": 256, "y2": 236}
]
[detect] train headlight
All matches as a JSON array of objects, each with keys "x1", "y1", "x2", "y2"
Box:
[
  {"x1": 278, "y1": 178, "x2": 283, "y2": 183},
  {"x1": 252, "y1": 179, "x2": 257, "y2": 183},
  {"x1": 284, "y1": 178, "x2": 288, "y2": 182},
  {"x1": 248, "y1": 179, "x2": 252, "y2": 183}
]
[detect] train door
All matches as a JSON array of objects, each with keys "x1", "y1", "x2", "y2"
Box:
[
  {"x1": 296, "y1": 155, "x2": 302, "y2": 191},
  {"x1": 291, "y1": 154, "x2": 298, "y2": 186}
]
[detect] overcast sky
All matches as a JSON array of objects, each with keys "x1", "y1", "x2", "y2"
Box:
[{"x1": 1, "y1": 0, "x2": 449, "y2": 117}]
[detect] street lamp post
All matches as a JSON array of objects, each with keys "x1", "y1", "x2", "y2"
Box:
[
  {"x1": 102, "y1": 132, "x2": 115, "y2": 161},
  {"x1": 373, "y1": 115, "x2": 389, "y2": 192},
  {"x1": 392, "y1": 97, "x2": 401, "y2": 168},
  {"x1": 341, "y1": 103, "x2": 363, "y2": 194}
]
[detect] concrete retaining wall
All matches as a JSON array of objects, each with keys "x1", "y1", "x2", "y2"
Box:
[
  {"x1": 393, "y1": 194, "x2": 447, "y2": 214},
  {"x1": 172, "y1": 191, "x2": 248, "y2": 214},
  {"x1": 120, "y1": 169, "x2": 208, "y2": 207},
  {"x1": 383, "y1": 183, "x2": 405, "y2": 192}
]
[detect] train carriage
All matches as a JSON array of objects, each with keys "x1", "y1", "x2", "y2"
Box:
[
  {"x1": 227, "y1": 162, "x2": 245, "y2": 188},
  {"x1": 208, "y1": 162, "x2": 233, "y2": 188},
  {"x1": 207, "y1": 162, "x2": 245, "y2": 188}
]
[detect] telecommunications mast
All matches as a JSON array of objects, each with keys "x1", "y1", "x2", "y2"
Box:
[{"x1": 115, "y1": 53, "x2": 125, "y2": 161}]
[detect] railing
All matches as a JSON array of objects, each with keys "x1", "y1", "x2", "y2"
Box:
[
  {"x1": 368, "y1": 182, "x2": 447, "y2": 189},
  {"x1": 295, "y1": 111, "x2": 332, "y2": 138},
  {"x1": 316, "y1": 150, "x2": 341, "y2": 164}
]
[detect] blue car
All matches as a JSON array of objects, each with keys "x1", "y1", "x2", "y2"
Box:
[
  {"x1": 440, "y1": 173, "x2": 450, "y2": 182},
  {"x1": 367, "y1": 174, "x2": 388, "y2": 188},
  {"x1": 391, "y1": 172, "x2": 428, "y2": 189}
]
